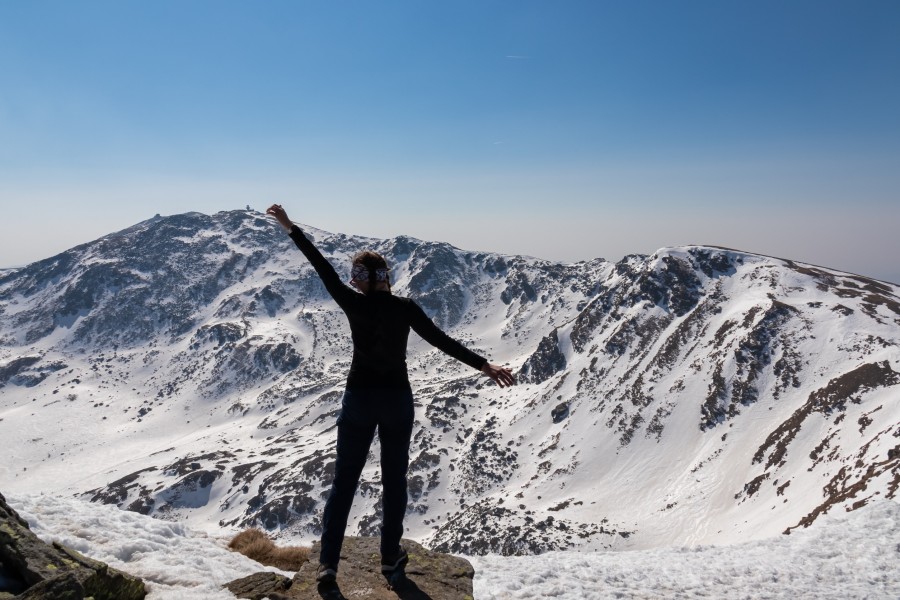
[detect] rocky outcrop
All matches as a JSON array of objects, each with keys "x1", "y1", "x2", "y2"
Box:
[
  {"x1": 225, "y1": 571, "x2": 293, "y2": 600},
  {"x1": 519, "y1": 328, "x2": 566, "y2": 384},
  {"x1": 0, "y1": 492, "x2": 146, "y2": 600},
  {"x1": 226, "y1": 537, "x2": 474, "y2": 599}
]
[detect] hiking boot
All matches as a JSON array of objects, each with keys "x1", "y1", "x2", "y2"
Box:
[
  {"x1": 316, "y1": 563, "x2": 337, "y2": 583},
  {"x1": 381, "y1": 546, "x2": 409, "y2": 573}
]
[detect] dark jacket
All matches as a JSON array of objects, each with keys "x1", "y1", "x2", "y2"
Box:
[{"x1": 290, "y1": 225, "x2": 486, "y2": 389}]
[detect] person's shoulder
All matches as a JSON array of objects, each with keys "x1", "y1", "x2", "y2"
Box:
[{"x1": 389, "y1": 294, "x2": 419, "y2": 310}]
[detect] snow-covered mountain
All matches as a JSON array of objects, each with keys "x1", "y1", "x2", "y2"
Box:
[{"x1": 1, "y1": 210, "x2": 898, "y2": 555}]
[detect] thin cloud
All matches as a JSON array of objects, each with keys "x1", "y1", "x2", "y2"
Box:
[{"x1": 505, "y1": 55, "x2": 529, "y2": 59}]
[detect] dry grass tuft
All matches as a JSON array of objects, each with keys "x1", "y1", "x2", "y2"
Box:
[
  {"x1": 229, "y1": 528, "x2": 268, "y2": 551},
  {"x1": 228, "y1": 528, "x2": 311, "y2": 571}
]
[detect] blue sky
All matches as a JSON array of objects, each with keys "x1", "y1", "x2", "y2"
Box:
[{"x1": 1, "y1": 1, "x2": 898, "y2": 282}]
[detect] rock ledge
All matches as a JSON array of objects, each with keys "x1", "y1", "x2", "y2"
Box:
[{"x1": 227, "y1": 537, "x2": 474, "y2": 600}]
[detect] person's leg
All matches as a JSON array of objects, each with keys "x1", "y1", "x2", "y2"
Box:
[
  {"x1": 377, "y1": 389, "x2": 415, "y2": 559},
  {"x1": 319, "y1": 392, "x2": 377, "y2": 569}
]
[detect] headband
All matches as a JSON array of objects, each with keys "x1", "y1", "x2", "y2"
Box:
[{"x1": 350, "y1": 263, "x2": 390, "y2": 283}]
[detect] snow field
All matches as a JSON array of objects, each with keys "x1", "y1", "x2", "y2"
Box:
[
  {"x1": 9, "y1": 493, "x2": 899, "y2": 600},
  {"x1": 11, "y1": 493, "x2": 290, "y2": 600},
  {"x1": 471, "y1": 499, "x2": 900, "y2": 599}
]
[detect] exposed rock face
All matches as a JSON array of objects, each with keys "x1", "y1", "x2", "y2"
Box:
[
  {"x1": 227, "y1": 537, "x2": 474, "y2": 600},
  {"x1": 0, "y1": 492, "x2": 146, "y2": 600},
  {"x1": 519, "y1": 328, "x2": 566, "y2": 384}
]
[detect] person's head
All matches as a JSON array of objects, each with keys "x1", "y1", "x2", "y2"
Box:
[{"x1": 349, "y1": 250, "x2": 391, "y2": 293}]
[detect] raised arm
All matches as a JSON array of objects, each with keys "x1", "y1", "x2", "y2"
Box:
[
  {"x1": 266, "y1": 204, "x2": 357, "y2": 309},
  {"x1": 408, "y1": 301, "x2": 516, "y2": 388}
]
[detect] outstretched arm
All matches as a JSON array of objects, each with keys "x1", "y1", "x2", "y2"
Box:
[
  {"x1": 266, "y1": 204, "x2": 356, "y2": 309},
  {"x1": 409, "y1": 301, "x2": 516, "y2": 388}
]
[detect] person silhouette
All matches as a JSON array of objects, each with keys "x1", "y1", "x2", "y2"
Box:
[{"x1": 266, "y1": 204, "x2": 515, "y2": 582}]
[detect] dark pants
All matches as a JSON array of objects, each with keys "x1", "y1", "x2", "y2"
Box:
[{"x1": 319, "y1": 387, "x2": 415, "y2": 567}]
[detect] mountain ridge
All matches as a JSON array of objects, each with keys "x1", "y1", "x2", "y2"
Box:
[{"x1": 1, "y1": 209, "x2": 898, "y2": 555}]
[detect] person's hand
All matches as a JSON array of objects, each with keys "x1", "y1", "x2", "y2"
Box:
[
  {"x1": 481, "y1": 362, "x2": 516, "y2": 388},
  {"x1": 266, "y1": 204, "x2": 293, "y2": 231}
]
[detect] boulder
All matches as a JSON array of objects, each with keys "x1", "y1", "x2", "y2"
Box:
[
  {"x1": 0, "y1": 491, "x2": 147, "y2": 600},
  {"x1": 225, "y1": 571, "x2": 293, "y2": 600},
  {"x1": 227, "y1": 537, "x2": 474, "y2": 600}
]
